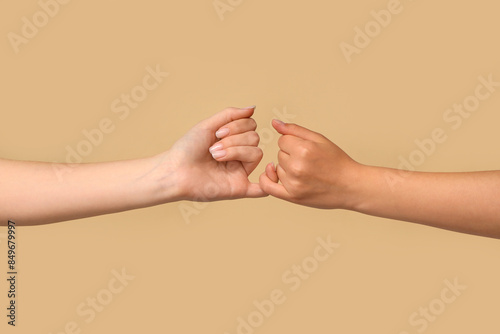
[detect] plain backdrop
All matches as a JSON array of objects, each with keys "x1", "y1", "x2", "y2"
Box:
[{"x1": 1, "y1": 0, "x2": 499, "y2": 333}]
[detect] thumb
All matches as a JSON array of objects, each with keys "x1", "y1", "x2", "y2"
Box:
[
  {"x1": 271, "y1": 119, "x2": 324, "y2": 142},
  {"x1": 201, "y1": 106, "x2": 256, "y2": 131}
]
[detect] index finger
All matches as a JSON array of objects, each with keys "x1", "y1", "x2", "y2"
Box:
[
  {"x1": 272, "y1": 120, "x2": 325, "y2": 142},
  {"x1": 278, "y1": 135, "x2": 305, "y2": 155},
  {"x1": 199, "y1": 106, "x2": 256, "y2": 132}
]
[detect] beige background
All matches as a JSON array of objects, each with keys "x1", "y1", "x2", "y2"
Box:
[{"x1": 1, "y1": 0, "x2": 500, "y2": 333}]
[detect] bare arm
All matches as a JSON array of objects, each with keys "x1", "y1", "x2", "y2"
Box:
[
  {"x1": 0, "y1": 157, "x2": 174, "y2": 225},
  {"x1": 0, "y1": 107, "x2": 266, "y2": 226},
  {"x1": 353, "y1": 167, "x2": 500, "y2": 238},
  {"x1": 260, "y1": 120, "x2": 500, "y2": 239}
]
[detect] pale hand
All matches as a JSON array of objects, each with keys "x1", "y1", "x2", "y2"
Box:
[{"x1": 160, "y1": 106, "x2": 267, "y2": 201}]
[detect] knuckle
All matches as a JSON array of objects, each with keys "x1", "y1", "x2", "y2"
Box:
[
  {"x1": 251, "y1": 148, "x2": 263, "y2": 160},
  {"x1": 278, "y1": 136, "x2": 285, "y2": 147},
  {"x1": 248, "y1": 118, "x2": 257, "y2": 129},
  {"x1": 250, "y1": 132, "x2": 260, "y2": 145},
  {"x1": 278, "y1": 135, "x2": 288, "y2": 148},
  {"x1": 297, "y1": 142, "x2": 315, "y2": 159},
  {"x1": 289, "y1": 162, "x2": 305, "y2": 176},
  {"x1": 297, "y1": 145, "x2": 310, "y2": 158}
]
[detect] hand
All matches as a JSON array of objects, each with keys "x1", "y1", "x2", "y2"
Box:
[
  {"x1": 162, "y1": 106, "x2": 267, "y2": 201},
  {"x1": 259, "y1": 120, "x2": 361, "y2": 209}
]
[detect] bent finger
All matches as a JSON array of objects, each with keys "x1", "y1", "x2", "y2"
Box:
[
  {"x1": 265, "y1": 162, "x2": 279, "y2": 183},
  {"x1": 211, "y1": 146, "x2": 263, "y2": 175},
  {"x1": 278, "y1": 135, "x2": 305, "y2": 155},
  {"x1": 201, "y1": 106, "x2": 256, "y2": 132},
  {"x1": 215, "y1": 118, "x2": 257, "y2": 139},
  {"x1": 209, "y1": 132, "x2": 260, "y2": 154},
  {"x1": 246, "y1": 182, "x2": 268, "y2": 198},
  {"x1": 277, "y1": 151, "x2": 291, "y2": 173},
  {"x1": 259, "y1": 172, "x2": 290, "y2": 200},
  {"x1": 211, "y1": 146, "x2": 263, "y2": 163},
  {"x1": 272, "y1": 119, "x2": 325, "y2": 142}
]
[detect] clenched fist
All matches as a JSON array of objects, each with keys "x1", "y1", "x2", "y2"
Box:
[{"x1": 259, "y1": 120, "x2": 361, "y2": 209}]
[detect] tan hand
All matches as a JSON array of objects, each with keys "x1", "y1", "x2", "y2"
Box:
[{"x1": 259, "y1": 120, "x2": 360, "y2": 209}]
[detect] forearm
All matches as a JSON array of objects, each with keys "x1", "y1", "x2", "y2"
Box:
[
  {"x1": 352, "y1": 165, "x2": 500, "y2": 238},
  {"x1": 0, "y1": 153, "x2": 179, "y2": 226},
  {"x1": 0, "y1": 107, "x2": 265, "y2": 226}
]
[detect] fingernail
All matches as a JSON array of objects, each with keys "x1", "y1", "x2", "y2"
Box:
[
  {"x1": 215, "y1": 128, "x2": 230, "y2": 139},
  {"x1": 271, "y1": 162, "x2": 276, "y2": 171},
  {"x1": 244, "y1": 105, "x2": 256, "y2": 109},
  {"x1": 273, "y1": 119, "x2": 285, "y2": 126},
  {"x1": 209, "y1": 143, "x2": 223, "y2": 154},
  {"x1": 212, "y1": 150, "x2": 227, "y2": 159}
]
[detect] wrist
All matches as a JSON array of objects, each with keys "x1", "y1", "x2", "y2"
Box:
[
  {"x1": 341, "y1": 162, "x2": 377, "y2": 212},
  {"x1": 346, "y1": 164, "x2": 396, "y2": 215},
  {"x1": 144, "y1": 151, "x2": 186, "y2": 204}
]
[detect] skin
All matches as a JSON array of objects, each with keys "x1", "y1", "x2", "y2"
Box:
[
  {"x1": 0, "y1": 107, "x2": 266, "y2": 226},
  {"x1": 259, "y1": 120, "x2": 500, "y2": 239},
  {"x1": 3, "y1": 109, "x2": 499, "y2": 239}
]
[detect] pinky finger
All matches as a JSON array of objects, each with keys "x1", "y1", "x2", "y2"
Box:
[
  {"x1": 259, "y1": 171, "x2": 290, "y2": 200},
  {"x1": 265, "y1": 162, "x2": 279, "y2": 183},
  {"x1": 246, "y1": 183, "x2": 268, "y2": 198}
]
